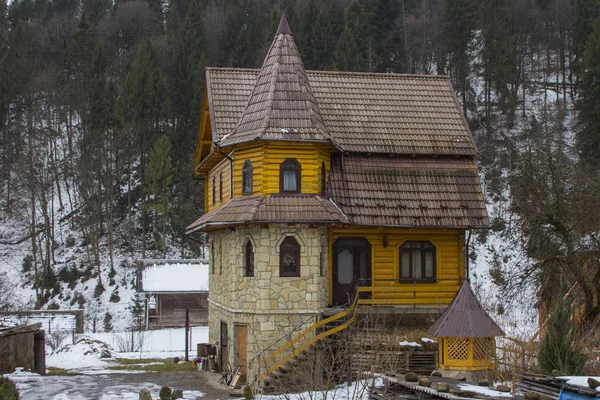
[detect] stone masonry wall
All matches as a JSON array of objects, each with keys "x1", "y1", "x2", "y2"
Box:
[{"x1": 207, "y1": 224, "x2": 330, "y2": 383}]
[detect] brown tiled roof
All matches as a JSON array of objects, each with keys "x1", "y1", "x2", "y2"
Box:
[
  {"x1": 186, "y1": 195, "x2": 349, "y2": 233},
  {"x1": 206, "y1": 68, "x2": 476, "y2": 156},
  {"x1": 329, "y1": 154, "x2": 489, "y2": 229},
  {"x1": 427, "y1": 280, "x2": 504, "y2": 338},
  {"x1": 219, "y1": 15, "x2": 333, "y2": 148}
]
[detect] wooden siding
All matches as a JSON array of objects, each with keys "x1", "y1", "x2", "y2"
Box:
[
  {"x1": 232, "y1": 145, "x2": 264, "y2": 197},
  {"x1": 207, "y1": 157, "x2": 231, "y2": 212},
  {"x1": 262, "y1": 142, "x2": 330, "y2": 195},
  {"x1": 149, "y1": 293, "x2": 209, "y2": 328},
  {"x1": 330, "y1": 227, "x2": 465, "y2": 306}
]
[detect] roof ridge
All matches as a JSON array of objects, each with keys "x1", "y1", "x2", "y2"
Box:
[{"x1": 206, "y1": 66, "x2": 450, "y2": 80}]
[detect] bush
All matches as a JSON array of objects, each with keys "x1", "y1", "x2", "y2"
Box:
[
  {"x1": 109, "y1": 290, "x2": 120, "y2": 303},
  {"x1": 94, "y1": 282, "x2": 105, "y2": 298},
  {"x1": 159, "y1": 386, "x2": 172, "y2": 400},
  {"x1": 65, "y1": 235, "x2": 76, "y2": 248},
  {"x1": 0, "y1": 377, "x2": 19, "y2": 400},
  {"x1": 538, "y1": 300, "x2": 587, "y2": 375},
  {"x1": 47, "y1": 331, "x2": 69, "y2": 352}
]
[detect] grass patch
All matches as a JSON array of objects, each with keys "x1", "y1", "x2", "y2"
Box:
[
  {"x1": 109, "y1": 358, "x2": 196, "y2": 373},
  {"x1": 46, "y1": 367, "x2": 80, "y2": 376}
]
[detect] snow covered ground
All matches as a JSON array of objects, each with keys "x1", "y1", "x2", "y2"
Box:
[{"x1": 45, "y1": 327, "x2": 209, "y2": 374}]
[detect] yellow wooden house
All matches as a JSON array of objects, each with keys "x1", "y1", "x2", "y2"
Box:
[{"x1": 187, "y1": 15, "x2": 492, "y2": 384}]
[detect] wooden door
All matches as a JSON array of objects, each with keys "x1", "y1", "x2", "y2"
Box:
[
  {"x1": 332, "y1": 237, "x2": 371, "y2": 306},
  {"x1": 220, "y1": 321, "x2": 228, "y2": 371},
  {"x1": 236, "y1": 325, "x2": 248, "y2": 376}
]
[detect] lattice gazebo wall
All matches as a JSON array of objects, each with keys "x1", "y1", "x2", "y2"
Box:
[{"x1": 439, "y1": 337, "x2": 495, "y2": 371}]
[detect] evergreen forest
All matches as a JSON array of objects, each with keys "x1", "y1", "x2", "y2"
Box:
[{"x1": 2, "y1": 0, "x2": 600, "y2": 333}]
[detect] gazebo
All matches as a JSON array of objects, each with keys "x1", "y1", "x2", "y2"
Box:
[{"x1": 427, "y1": 280, "x2": 504, "y2": 382}]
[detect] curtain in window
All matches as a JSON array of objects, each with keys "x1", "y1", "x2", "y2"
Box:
[{"x1": 283, "y1": 170, "x2": 297, "y2": 191}]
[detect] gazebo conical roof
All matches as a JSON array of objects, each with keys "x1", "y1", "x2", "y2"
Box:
[
  {"x1": 427, "y1": 280, "x2": 504, "y2": 338},
  {"x1": 219, "y1": 14, "x2": 335, "y2": 148}
]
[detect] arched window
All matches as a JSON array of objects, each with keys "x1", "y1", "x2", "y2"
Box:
[
  {"x1": 279, "y1": 236, "x2": 300, "y2": 277},
  {"x1": 280, "y1": 158, "x2": 301, "y2": 193},
  {"x1": 399, "y1": 241, "x2": 436, "y2": 282},
  {"x1": 242, "y1": 160, "x2": 253, "y2": 195},
  {"x1": 320, "y1": 161, "x2": 327, "y2": 195},
  {"x1": 212, "y1": 176, "x2": 216, "y2": 206},
  {"x1": 219, "y1": 172, "x2": 223, "y2": 202},
  {"x1": 245, "y1": 240, "x2": 254, "y2": 277}
]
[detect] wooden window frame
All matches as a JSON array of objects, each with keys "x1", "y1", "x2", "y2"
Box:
[
  {"x1": 219, "y1": 172, "x2": 223, "y2": 202},
  {"x1": 212, "y1": 176, "x2": 216, "y2": 206},
  {"x1": 242, "y1": 160, "x2": 253, "y2": 195},
  {"x1": 279, "y1": 236, "x2": 300, "y2": 277},
  {"x1": 399, "y1": 241, "x2": 436, "y2": 282},
  {"x1": 279, "y1": 158, "x2": 301, "y2": 194},
  {"x1": 245, "y1": 240, "x2": 254, "y2": 277}
]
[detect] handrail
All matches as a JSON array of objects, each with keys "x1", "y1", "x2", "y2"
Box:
[
  {"x1": 248, "y1": 313, "x2": 316, "y2": 369},
  {"x1": 260, "y1": 290, "x2": 360, "y2": 380}
]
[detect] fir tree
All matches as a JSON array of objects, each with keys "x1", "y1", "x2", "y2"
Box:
[
  {"x1": 144, "y1": 135, "x2": 173, "y2": 255},
  {"x1": 577, "y1": 17, "x2": 600, "y2": 167},
  {"x1": 334, "y1": 25, "x2": 363, "y2": 71},
  {"x1": 538, "y1": 300, "x2": 587, "y2": 375},
  {"x1": 129, "y1": 292, "x2": 145, "y2": 332},
  {"x1": 103, "y1": 311, "x2": 113, "y2": 332}
]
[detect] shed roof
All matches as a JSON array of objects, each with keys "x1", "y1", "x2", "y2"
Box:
[
  {"x1": 219, "y1": 15, "x2": 333, "y2": 148},
  {"x1": 329, "y1": 154, "x2": 489, "y2": 228},
  {"x1": 186, "y1": 194, "x2": 348, "y2": 233},
  {"x1": 426, "y1": 280, "x2": 504, "y2": 338},
  {"x1": 206, "y1": 68, "x2": 476, "y2": 156},
  {"x1": 140, "y1": 262, "x2": 209, "y2": 293}
]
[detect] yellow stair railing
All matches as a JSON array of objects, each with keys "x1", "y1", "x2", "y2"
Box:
[{"x1": 260, "y1": 292, "x2": 360, "y2": 380}]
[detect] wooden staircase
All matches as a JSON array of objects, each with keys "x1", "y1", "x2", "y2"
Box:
[{"x1": 257, "y1": 294, "x2": 360, "y2": 393}]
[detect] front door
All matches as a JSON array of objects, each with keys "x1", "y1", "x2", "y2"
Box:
[
  {"x1": 332, "y1": 237, "x2": 371, "y2": 306},
  {"x1": 236, "y1": 325, "x2": 248, "y2": 376}
]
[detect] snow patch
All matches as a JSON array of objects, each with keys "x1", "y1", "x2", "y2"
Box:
[
  {"x1": 399, "y1": 341, "x2": 421, "y2": 347},
  {"x1": 141, "y1": 263, "x2": 209, "y2": 292}
]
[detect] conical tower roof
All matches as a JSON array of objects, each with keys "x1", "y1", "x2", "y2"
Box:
[
  {"x1": 427, "y1": 280, "x2": 504, "y2": 338},
  {"x1": 219, "y1": 15, "x2": 334, "y2": 147}
]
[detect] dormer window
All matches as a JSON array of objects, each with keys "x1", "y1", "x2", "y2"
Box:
[
  {"x1": 242, "y1": 160, "x2": 253, "y2": 195},
  {"x1": 280, "y1": 158, "x2": 301, "y2": 194}
]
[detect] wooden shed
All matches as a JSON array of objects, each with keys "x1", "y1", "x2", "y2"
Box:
[
  {"x1": 137, "y1": 259, "x2": 209, "y2": 329},
  {"x1": 0, "y1": 323, "x2": 46, "y2": 375}
]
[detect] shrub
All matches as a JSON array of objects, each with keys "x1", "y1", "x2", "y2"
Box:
[
  {"x1": 94, "y1": 282, "x2": 105, "y2": 298},
  {"x1": 0, "y1": 377, "x2": 19, "y2": 400},
  {"x1": 47, "y1": 331, "x2": 69, "y2": 352},
  {"x1": 65, "y1": 235, "x2": 76, "y2": 248},
  {"x1": 109, "y1": 290, "x2": 120, "y2": 303},
  {"x1": 159, "y1": 386, "x2": 172, "y2": 400},
  {"x1": 538, "y1": 300, "x2": 587, "y2": 375}
]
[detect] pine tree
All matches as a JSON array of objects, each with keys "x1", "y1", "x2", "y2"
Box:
[
  {"x1": 129, "y1": 292, "x2": 146, "y2": 332},
  {"x1": 538, "y1": 300, "x2": 587, "y2": 375},
  {"x1": 334, "y1": 25, "x2": 363, "y2": 71},
  {"x1": 443, "y1": 0, "x2": 476, "y2": 116},
  {"x1": 144, "y1": 135, "x2": 173, "y2": 255},
  {"x1": 103, "y1": 311, "x2": 113, "y2": 332},
  {"x1": 577, "y1": 17, "x2": 600, "y2": 167}
]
